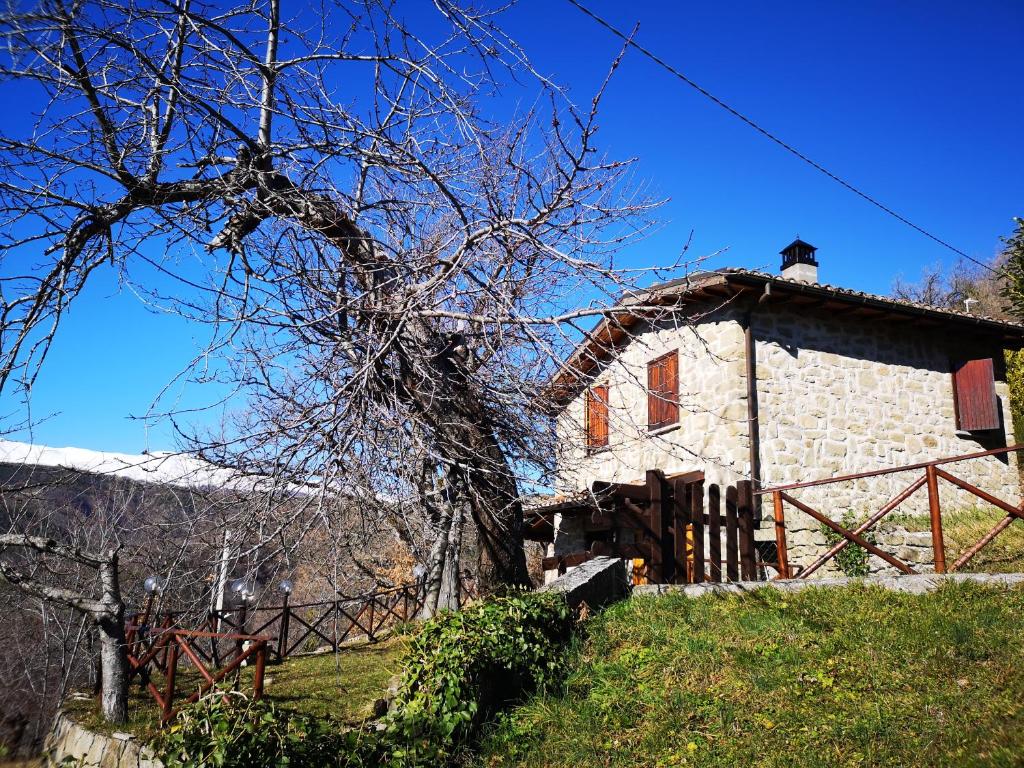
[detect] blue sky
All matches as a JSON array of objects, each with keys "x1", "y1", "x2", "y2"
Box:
[{"x1": 2, "y1": 0, "x2": 1022, "y2": 453}]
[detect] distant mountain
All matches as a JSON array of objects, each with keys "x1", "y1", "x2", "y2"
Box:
[{"x1": 0, "y1": 439, "x2": 241, "y2": 490}]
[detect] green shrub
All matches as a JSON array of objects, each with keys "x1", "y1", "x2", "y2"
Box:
[
  {"x1": 154, "y1": 590, "x2": 573, "y2": 767},
  {"x1": 155, "y1": 691, "x2": 355, "y2": 768},
  {"x1": 820, "y1": 510, "x2": 876, "y2": 577},
  {"x1": 375, "y1": 589, "x2": 573, "y2": 765},
  {"x1": 1006, "y1": 349, "x2": 1024, "y2": 452}
]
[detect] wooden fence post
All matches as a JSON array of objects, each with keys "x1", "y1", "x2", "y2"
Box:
[
  {"x1": 772, "y1": 490, "x2": 791, "y2": 579},
  {"x1": 159, "y1": 614, "x2": 173, "y2": 673},
  {"x1": 672, "y1": 478, "x2": 690, "y2": 584},
  {"x1": 253, "y1": 642, "x2": 267, "y2": 700},
  {"x1": 725, "y1": 485, "x2": 739, "y2": 582},
  {"x1": 235, "y1": 603, "x2": 247, "y2": 661},
  {"x1": 737, "y1": 481, "x2": 756, "y2": 581},
  {"x1": 277, "y1": 594, "x2": 291, "y2": 661},
  {"x1": 162, "y1": 638, "x2": 179, "y2": 723},
  {"x1": 707, "y1": 484, "x2": 721, "y2": 583},
  {"x1": 690, "y1": 480, "x2": 705, "y2": 584},
  {"x1": 647, "y1": 470, "x2": 674, "y2": 583},
  {"x1": 926, "y1": 465, "x2": 947, "y2": 574}
]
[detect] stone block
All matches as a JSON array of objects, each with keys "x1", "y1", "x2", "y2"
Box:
[{"x1": 538, "y1": 556, "x2": 630, "y2": 610}]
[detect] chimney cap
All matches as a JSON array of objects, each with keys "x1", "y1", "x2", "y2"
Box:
[
  {"x1": 780, "y1": 237, "x2": 817, "y2": 258},
  {"x1": 779, "y1": 237, "x2": 819, "y2": 284},
  {"x1": 780, "y1": 237, "x2": 818, "y2": 268}
]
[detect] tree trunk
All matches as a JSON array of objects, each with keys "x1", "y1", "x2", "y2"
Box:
[
  {"x1": 397, "y1": 323, "x2": 531, "y2": 594},
  {"x1": 96, "y1": 554, "x2": 129, "y2": 724},
  {"x1": 218, "y1": 186, "x2": 533, "y2": 592},
  {"x1": 419, "y1": 490, "x2": 465, "y2": 618},
  {"x1": 95, "y1": 613, "x2": 129, "y2": 724},
  {"x1": 437, "y1": 506, "x2": 463, "y2": 611}
]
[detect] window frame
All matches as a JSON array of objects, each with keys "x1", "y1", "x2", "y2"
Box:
[
  {"x1": 647, "y1": 350, "x2": 680, "y2": 432},
  {"x1": 585, "y1": 383, "x2": 610, "y2": 452}
]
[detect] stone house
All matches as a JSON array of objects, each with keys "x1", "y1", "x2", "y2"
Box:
[{"x1": 532, "y1": 240, "x2": 1024, "y2": 581}]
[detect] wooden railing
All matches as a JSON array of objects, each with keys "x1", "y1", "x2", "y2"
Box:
[
  {"x1": 123, "y1": 577, "x2": 477, "y2": 722},
  {"x1": 758, "y1": 444, "x2": 1024, "y2": 579},
  {"x1": 126, "y1": 624, "x2": 269, "y2": 722},
  {"x1": 211, "y1": 581, "x2": 435, "y2": 662},
  {"x1": 127, "y1": 577, "x2": 480, "y2": 667}
]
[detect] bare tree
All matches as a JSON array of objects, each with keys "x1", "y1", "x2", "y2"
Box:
[
  {"x1": 0, "y1": 0, "x2": 681, "y2": 599},
  {"x1": 0, "y1": 456, "x2": 327, "y2": 733},
  {"x1": 0, "y1": 534, "x2": 128, "y2": 722},
  {"x1": 892, "y1": 258, "x2": 1010, "y2": 320}
]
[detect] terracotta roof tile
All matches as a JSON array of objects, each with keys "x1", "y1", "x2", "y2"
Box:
[{"x1": 710, "y1": 267, "x2": 1024, "y2": 328}]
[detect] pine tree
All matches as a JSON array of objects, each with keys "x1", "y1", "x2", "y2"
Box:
[{"x1": 1000, "y1": 218, "x2": 1024, "y2": 321}]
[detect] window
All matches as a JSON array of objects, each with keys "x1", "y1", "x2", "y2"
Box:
[
  {"x1": 952, "y1": 358, "x2": 1000, "y2": 432},
  {"x1": 586, "y1": 384, "x2": 610, "y2": 450},
  {"x1": 647, "y1": 350, "x2": 679, "y2": 431}
]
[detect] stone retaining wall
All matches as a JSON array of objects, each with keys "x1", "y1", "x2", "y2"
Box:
[
  {"x1": 42, "y1": 709, "x2": 161, "y2": 768},
  {"x1": 783, "y1": 523, "x2": 937, "y2": 578}
]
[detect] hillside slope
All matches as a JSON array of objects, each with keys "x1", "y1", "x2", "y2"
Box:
[{"x1": 479, "y1": 582, "x2": 1024, "y2": 767}]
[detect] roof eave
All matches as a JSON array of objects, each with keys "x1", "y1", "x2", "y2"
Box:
[{"x1": 719, "y1": 272, "x2": 1024, "y2": 346}]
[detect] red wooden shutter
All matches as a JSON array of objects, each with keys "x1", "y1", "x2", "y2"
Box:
[
  {"x1": 586, "y1": 385, "x2": 609, "y2": 450},
  {"x1": 647, "y1": 351, "x2": 679, "y2": 430},
  {"x1": 952, "y1": 358, "x2": 1000, "y2": 432},
  {"x1": 647, "y1": 360, "x2": 661, "y2": 428},
  {"x1": 664, "y1": 351, "x2": 679, "y2": 426}
]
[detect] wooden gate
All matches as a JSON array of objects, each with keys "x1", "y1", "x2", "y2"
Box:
[{"x1": 541, "y1": 470, "x2": 761, "y2": 585}]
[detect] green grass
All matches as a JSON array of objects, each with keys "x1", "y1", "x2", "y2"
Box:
[
  {"x1": 261, "y1": 639, "x2": 406, "y2": 722},
  {"x1": 64, "y1": 636, "x2": 407, "y2": 741},
  {"x1": 889, "y1": 507, "x2": 1024, "y2": 573},
  {"x1": 476, "y1": 582, "x2": 1024, "y2": 768}
]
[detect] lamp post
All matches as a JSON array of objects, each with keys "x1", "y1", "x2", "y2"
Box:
[
  {"x1": 277, "y1": 579, "x2": 293, "y2": 660},
  {"x1": 229, "y1": 578, "x2": 256, "y2": 661},
  {"x1": 131, "y1": 575, "x2": 166, "y2": 678},
  {"x1": 141, "y1": 574, "x2": 166, "y2": 629}
]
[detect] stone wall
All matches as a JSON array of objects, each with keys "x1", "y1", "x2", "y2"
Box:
[
  {"x1": 552, "y1": 297, "x2": 1021, "y2": 577},
  {"x1": 754, "y1": 304, "x2": 1019, "y2": 568},
  {"x1": 42, "y1": 710, "x2": 162, "y2": 768},
  {"x1": 556, "y1": 306, "x2": 752, "y2": 495}
]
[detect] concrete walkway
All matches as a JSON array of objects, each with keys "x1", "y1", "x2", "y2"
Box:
[{"x1": 633, "y1": 571, "x2": 1024, "y2": 598}]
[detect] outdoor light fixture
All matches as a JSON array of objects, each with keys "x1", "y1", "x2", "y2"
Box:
[
  {"x1": 230, "y1": 578, "x2": 256, "y2": 602},
  {"x1": 143, "y1": 575, "x2": 166, "y2": 594},
  {"x1": 278, "y1": 579, "x2": 294, "y2": 595}
]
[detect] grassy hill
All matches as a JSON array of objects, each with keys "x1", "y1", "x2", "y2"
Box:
[{"x1": 477, "y1": 581, "x2": 1024, "y2": 767}]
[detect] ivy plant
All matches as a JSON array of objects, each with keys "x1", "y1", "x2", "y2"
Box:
[{"x1": 820, "y1": 510, "x2": 877, "y2": 578}]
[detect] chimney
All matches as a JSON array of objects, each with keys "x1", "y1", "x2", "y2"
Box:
[{"x1": 779, "y1": 237, "x2": 818, "y2": 284}]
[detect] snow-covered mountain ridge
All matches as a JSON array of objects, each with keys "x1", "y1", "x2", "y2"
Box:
[{"x1": 0, "y1": 439, "x2": 237, "y2": 490}]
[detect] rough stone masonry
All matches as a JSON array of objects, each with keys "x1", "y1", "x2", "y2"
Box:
[{"x1": 554, "y1": 296, "x2": 1019, "y2": 574}]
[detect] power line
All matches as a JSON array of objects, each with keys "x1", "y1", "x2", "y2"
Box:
[{"x1": 565, "y1": 0, "x2": 998, "y2": 275}]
